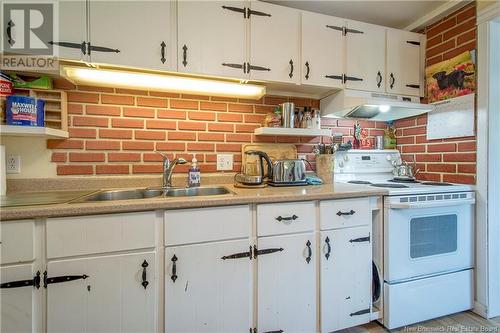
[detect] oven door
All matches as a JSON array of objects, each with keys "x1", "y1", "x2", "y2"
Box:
[{"x1": 384, "y1": 193, "x2": 474, "y2": 283}]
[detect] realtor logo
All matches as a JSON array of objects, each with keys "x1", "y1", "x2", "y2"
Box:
[{"x1": 2, "y1": 2, "x2": 54, "y2": 55}]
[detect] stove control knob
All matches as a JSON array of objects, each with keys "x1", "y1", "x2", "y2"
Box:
[
  {"x1": 343, "y1": 155, "x2": 349, "y2": 162},
  {"x1": 338, "y1": 161, "x2": 344, "y2": 168},
  {"x1": 386, "y1": 154, "x2": 393, "y2": 161}
]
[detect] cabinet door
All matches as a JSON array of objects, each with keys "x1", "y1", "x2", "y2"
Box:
[
  {"x1": 0, "y1": 264, "x2": 41, "y2": 333},
  {"x1": 249, "y1": 1, "x2": 300, "y2": 84},
  {"x1": 386, "y1": 29, "x2": 423, "y2": 96},
  {"x1": 88, "y1": 0, "x2": 174, "y2": 71},
  {"x1": 54, "y1": 0, "x2": 88, "y2": 61},
  {"x1": 47, "y1": 252, "x2": 156, "y2": 333},
  {"x1": 257, "y1": 233, "x2": 316, "y2": 333},
  {"x1": 165, "y1": 239, "x2": 251, "y2": 333},
  {"x1": 345, "y1": 20, "x2": 386, "y2": 92},
  {"x1": 177, "y1": 0, "x2": 248, "y2": 79},
  {"x1": 320, "y1": 227, "x2": 372, "y2": 332},
  {"x1": 301, "y1": 11, "x2": 345, "y2": 88}
]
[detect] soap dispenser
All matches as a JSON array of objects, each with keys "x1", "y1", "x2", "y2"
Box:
[{"x1": 188, "y1": 155, "x2": 201, "y2": 187}]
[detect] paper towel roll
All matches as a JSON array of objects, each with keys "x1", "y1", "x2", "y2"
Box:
[{"x1": 1, "y1": 145, "x2": 6, "y2": 195}]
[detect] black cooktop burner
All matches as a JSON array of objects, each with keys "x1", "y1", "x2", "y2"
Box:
[
  {"x1": 371, "y1": 183, "x2": 409, "y2": 188},
  {"x1": 421, "y1": 181, "x2": 454, "y2": 186},
  {"x1": 388, "y1": 179, "x2": 420, "y2": 184},
  {"x1": 348, "y1": 180, "x2": 372, "y2": 185}
]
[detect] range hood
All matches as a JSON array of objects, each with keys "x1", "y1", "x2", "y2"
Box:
[{"x1": 320, "y1": 89, "x2": 433, "y2": 121}]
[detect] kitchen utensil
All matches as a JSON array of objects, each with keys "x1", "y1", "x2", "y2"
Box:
[
  {"x1": 235, "y1": 150, "x2": 273, "y2": 186},
  {"x1": 315, "y1": 154, "x2": 334, "y2": 184},
  {"x1": 375, "y1": 135, "x2": 384, "y2": 150},
  {"x1": 281, "y1": 102, "x2": 295, "y2": 128}
]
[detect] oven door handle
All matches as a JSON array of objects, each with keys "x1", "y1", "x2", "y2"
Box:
[{"x1": 387, "y1": 198, "x2": 475, "y2": 209}]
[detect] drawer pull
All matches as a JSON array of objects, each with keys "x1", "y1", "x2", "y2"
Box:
[
  {"x1": 349, "y1": 235, "x2": 370, "y2": 243},
  {"x1": 141, "y1": 260, "x2": 149, "y2": 289},
  {"x1": 275, "y1": 214, "x2": 298, "y2": 222},
  {"x1": 305, "y1": 240, "x2": 312, "y2": 264},
  {"x1": 160, "y1": 41, "x2": 166, "y2": 64},
  {"x1": 171, "y1": 255, "x2": 178, "y2": 283},
  {"x1": 324, "y1": 236, "x2": 331, "y2": 260},
  {"x1": 350, "y1": 308, "x2": 370, "y2": 316},
  {"x1": 336, "y1": 210, "x2": 355, "y2": 216}
]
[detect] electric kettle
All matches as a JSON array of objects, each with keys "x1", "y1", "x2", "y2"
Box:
[{"x1": 234, "y1": 150, "x2": 273, "y2": 186}]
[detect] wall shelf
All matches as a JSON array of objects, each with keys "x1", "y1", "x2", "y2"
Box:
[
  {"x1": 254, "y1": 127, "x2": 331, "y2": 137},
  {"x1": 0, "y1": 125, "x2": 69, "y2": 138}
]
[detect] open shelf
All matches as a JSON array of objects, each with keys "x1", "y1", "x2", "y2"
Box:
[
  {"x1": 254, "y1": 127, "x2": 331, "y2": 137},
  {"x1": 0, "y1": 125, "x2": 69, "y2": 138}
]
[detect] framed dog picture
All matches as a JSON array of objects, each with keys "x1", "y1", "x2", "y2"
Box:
[{"x1": 425, "y1": 50, "x2": 476, "y2": 103}]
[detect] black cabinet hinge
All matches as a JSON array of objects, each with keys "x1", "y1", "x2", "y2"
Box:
[
  {"x1": 350, "y1": 308, "x2": 370, "y2": 316},
  {"x1": 0, "y1": 271, "x2": 41, "y2": 289},
  {"x1": 222, "y1": 5, "x2": 247, "y2": 18},
  {"x1": 253, "y1": 245, "x2": 284, "y2": 258},
  {"x1": 247, "y1": 8, "x2": 271, "y2": 18},
  {"x1": 221, "y1": 246, "x2": 252, "y2": 260},
  {"x1": 349, "y1": 235, "x2": 371, "y2": 243},
  {"x1": 406, "y1": 84, "x2": 420, "y2": 89},
  {"x1": 43, "y1": 270, "x2": 88, "y2": 288},
  {"x1": 406, "y1": 40, "x2": 420, "y2": 46}
]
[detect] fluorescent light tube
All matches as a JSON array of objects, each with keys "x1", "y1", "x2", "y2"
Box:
[{"x1": 62, "y1": 66, "x2": 266, "y2": 99}]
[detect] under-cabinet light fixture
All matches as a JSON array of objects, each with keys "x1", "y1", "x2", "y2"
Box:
[{"x1": 61, "y1": 66, "x2": 266, "y2": 99}]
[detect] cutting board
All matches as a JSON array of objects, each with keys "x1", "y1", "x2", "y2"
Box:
[{"x1": 241, "y1": 143, "x2": 297, "y2": 176}]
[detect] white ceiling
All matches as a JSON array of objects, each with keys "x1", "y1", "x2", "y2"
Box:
[{"x1": 265, "y1": 0, "x2": 454, "y2": 29}]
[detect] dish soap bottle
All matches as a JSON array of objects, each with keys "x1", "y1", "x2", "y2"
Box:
[{"x1": 188, "y1": 155, "x2": 201, "y2": 187}]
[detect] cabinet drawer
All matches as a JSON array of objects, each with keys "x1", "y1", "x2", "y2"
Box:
[
  {"x1": 320, "y1": 198, "x2": 370, "y2": 230},
  {"x1": 46, "y1": 212, "x2": 156, "y2": 259},
  {"x1": 0, "y1": 220, "x2": 35, "y2": 264},
  {"x1": 257, "y1": 201, "x2": 315, "y2": 236},
  {"x1": 165, "y1": 205, "x2": 251, "y2": 246}
]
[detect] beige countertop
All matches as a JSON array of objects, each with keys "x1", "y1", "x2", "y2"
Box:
[{"x1": 0, "y1": 183, "x2": 387, "y2": 221}]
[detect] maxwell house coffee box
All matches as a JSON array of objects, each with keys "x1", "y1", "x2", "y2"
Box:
[{"x1": 6, "y1": 95, "x2": 45, "y2": 127}]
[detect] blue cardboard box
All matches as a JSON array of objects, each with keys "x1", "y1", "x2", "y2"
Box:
[{"x1": 6, "y1": 95, "x2": 45, "y2": 127}]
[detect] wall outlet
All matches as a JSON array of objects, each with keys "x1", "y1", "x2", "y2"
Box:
[
  {"x1": 217, "y1": 154, "x2": 233, "y2": 171},
  {"x1": 298, "y1": 154, "x2": 306, "y2": 160},
  {"x1": 6, "y1": 154, "x2": 21, "y2": 174}
]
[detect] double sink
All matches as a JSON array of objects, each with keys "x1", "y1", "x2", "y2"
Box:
[{"x1": 72, "y1": 186, "x2": 233, "y2": 203}]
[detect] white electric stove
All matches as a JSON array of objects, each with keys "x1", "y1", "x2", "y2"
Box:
[{"x1": 334, "y1": 149, "x2": 475, "y2": 329}]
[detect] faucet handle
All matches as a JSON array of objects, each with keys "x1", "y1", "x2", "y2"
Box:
[{"x1": 155, "y1": 151, "x2": 170, "y2": 161}]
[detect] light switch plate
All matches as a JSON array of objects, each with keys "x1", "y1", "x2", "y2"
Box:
[
  {"x1": 6, "y1": 154, "x2": 21, "y2": 174},
  {"x1": 217, "y1": 154, "x2": 233, "y2": 171}
]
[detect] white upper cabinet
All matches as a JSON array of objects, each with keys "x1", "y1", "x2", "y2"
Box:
[
  {"x1": 88, "y1": 0, "x2": 174, "y2": 71},
  {"x1": 301, "y1": 11, "x2": 345, "y2": 88},
  {"x1": 249, "y1": 1, "x2": 300, "y2": 84},
  {"x1": 177, "y1": 0, "x2": 248, "y2": 79},
  {"x1": 345, "y1": 20, "x2": 386, "y2": 92},
  {"x1": 386, "y1": 29, "x2": 424, "y2": 96},
  {"x1": 54, "y1": 0, "x2": 88, "y2": 61}
]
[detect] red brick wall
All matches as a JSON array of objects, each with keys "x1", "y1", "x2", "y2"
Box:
[
  {"x1": 48, "y1": 80, "x2": 385, "y2": 176},
  {"x1": 395, "y1": 2, "x2": 477, "y2": 184}
]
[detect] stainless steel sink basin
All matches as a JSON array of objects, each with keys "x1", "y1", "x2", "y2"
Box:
[{"x1": 71, "y1": 186, "x2": 232, "y2": 202}]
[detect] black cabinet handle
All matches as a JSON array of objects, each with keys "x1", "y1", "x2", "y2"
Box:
[
  {"x1": 221, "y1": 247, "x2": 252, "y2": 260},
  {"x1": 141, "y1": 260, "x2": 149, "y2": 289},
  {"x1": 222, "y1": 63, "x2": 244, "y2": 70},
  {"x1": 350, "y1": 308, "x2": 370, "y2": 316},
  {"x1": 406, "y1": 40, "x2": 420, "y2": 46},
  {"x1": 325, "y1": 74, "x2": 343, "y2": 81},
  {"x1": 325, "y1": 236, "x2": 331, "y2": 260},
  {"x1": 275, "y1": 214, "x2": 298, "y2": 222},
  {"x1": 377, "y1": 71, "x2": 382, "y2": 88},
  {"x1": 1, "y1": 271, "x2": 40, "y2": 289},
  {"x1": 389, "y1": 73, "x2": 395, "y2": 89},
  {"x1": 305, "y1": 61, "x2": 310, "y2": 80},
  {"x1": 182, "y1": 45, "x2": 188, "y2": 67},
  {"x1": 49, "y1": 41, "x2": 87, "y2": 55},
  {"x1": 247, "y1": 64, "x2": 270, "y2": 72},
  {"x1": 349, "y1": 235, "x2": 371, "y2": 243},
  {"x1": 171, "y1": 255, "x2": 178, "y2": 283},
  {"x1": 406, "y1": 84, "x2": 420, "y2": 89},
  {"x1": 247, "y1": 9, "x2": 271, "y2": 17},
  {"x1": 305, "y1": 240, "x2": 312, "y2": 264},
  {"x1": 253, "y1": 245, "x2": 284, "y2": 258},
  {"x1": 6, "y1": 20, "x2": 15, "y2": 46},
  {"x1": 289, "y1": 59, "x2": 294, "y2": 78},
  {"x1": 87, "y1": 43, "x2": 120, "y2": 54},
  {"x1": 160, "y1": 41, "x2": 166, "y2": 64},
  {"x1": 336, "y1": 210, "x2": 356, "y2": 216},
  {"x1": 222, "y1": 5, "x2": 246, "y2": 17}
]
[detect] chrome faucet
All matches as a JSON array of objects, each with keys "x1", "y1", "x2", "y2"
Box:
[{"x1": 156, "y1": 152, "x2": 187, "y2": 188}]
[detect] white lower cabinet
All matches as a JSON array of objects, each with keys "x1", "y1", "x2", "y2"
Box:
[
  {"x1": 320, "y1": 226, "x2": 372, "y2": 332},
  {"x1": 165, "y1": 239, "x2": 252, "y2": 333},
  {"x1": 47, "y1": 252, "x2": 156, "y2": 333},
  {"x1": 257, "y1": 233, "x2": 317, "y2": 333}
]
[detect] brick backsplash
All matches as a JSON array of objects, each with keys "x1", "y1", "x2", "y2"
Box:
[
  {"x1": 48, "y1": 79, "x2": 385, "y2": 176},
  {"x1": 394, "y1": 2, "x2": 477, "y2": 185}
]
